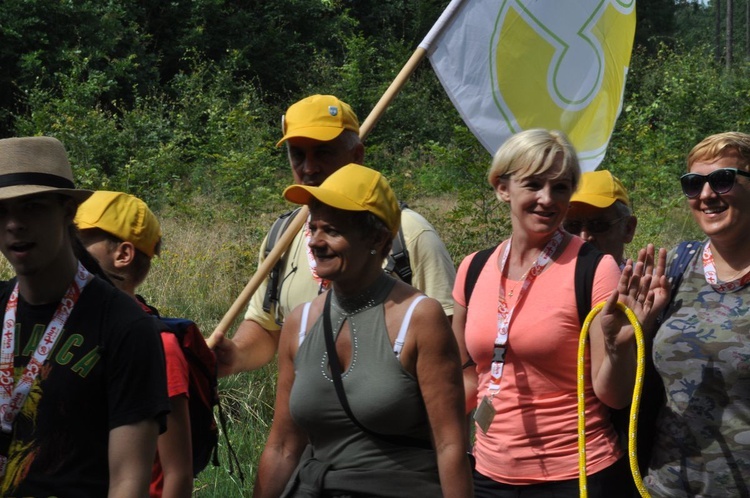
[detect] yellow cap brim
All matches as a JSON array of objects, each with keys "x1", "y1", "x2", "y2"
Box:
[{"x1": 276, "y1": 126, "x2": 345, "y2": 147}]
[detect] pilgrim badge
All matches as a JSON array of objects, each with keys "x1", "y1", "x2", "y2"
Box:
[{"x1": 474, "y1": 395, "x2": 496, "y2": 434}]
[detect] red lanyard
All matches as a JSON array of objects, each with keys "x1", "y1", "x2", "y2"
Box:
[
  {"x1": 702, "y1": 243, "x2": 750, "y2": 292},
  {"x1": 488, "y1": 229, "x2": 564, "y2": 394},
  {"x1": 0, "y1": 262, "x2": 91, "y2": 475}
]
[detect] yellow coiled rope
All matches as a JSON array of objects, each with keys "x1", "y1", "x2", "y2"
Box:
[{"x1": 577, "y1": 301, "x2": 651, "y2": 498}]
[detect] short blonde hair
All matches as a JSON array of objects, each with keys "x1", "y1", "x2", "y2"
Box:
[
  {"x1": 488, "y1": 129, "x2": 581, "y2": 192},
  {"x1": 687, "y1": 132, "x2": 750, "y2": 172}
]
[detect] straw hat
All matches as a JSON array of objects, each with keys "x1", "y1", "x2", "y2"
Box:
[{"x1": 0, "y1": 137, "x2": 92, "y2": 202}]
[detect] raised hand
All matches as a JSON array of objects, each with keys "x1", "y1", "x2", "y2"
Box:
[{"x1": 600, "y1": 244, "x2": 670, "y2": 352}]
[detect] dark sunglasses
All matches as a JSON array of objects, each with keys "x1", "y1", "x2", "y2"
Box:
[
  {"x1": 680, "y1": 168, "x2": 750, "y2": 198},
  {"x1": 563, "y1": 216, "x2": 628, "y2": 235}
]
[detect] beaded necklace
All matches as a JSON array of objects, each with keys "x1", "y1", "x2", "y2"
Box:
[{"x1": 331, "y1": 272, "x2": 394, "y2": 317}]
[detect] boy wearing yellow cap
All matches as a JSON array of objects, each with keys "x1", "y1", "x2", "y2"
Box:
[
  {"x1": 0, "y1": 138, "x2": 168, "y2": 497},
  {"x1": 76, "y1": 191, "x2": 193, "y2": 498},
  {"x1": 563, "y1": 170, "x2": 638, "y2": 266},
  {"x1": 210, "y1": 95, "x2": 456, "y2": 377}
]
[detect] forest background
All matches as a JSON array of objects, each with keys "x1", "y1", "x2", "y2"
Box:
[{"x1": 1, "y1": 0, "x2": 748, "y2": 495}]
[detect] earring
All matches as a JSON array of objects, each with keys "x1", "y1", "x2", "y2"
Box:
[{"x1": 369, "y1": 249, "x2": 377, "y2": 255}]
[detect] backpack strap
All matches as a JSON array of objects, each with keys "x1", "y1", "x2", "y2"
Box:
[
  {"x1": 263, "y1": 208, "x2": 303, "y2": 314},
  {"x1": 464, "y1": 246, "x2": 498, "y2": 308},
  {"x1": 666, "y1": 240, "x2": 701, "y2": 295},
  {"x1": 574, "y1": 242, "x2": 605, "y2": 326},
  {"x1": 657, "y1": 240, "x2": 702, "y2": 325},
  {"x1": 393, "y1": 295, "x2": 427, "y2": 358},
  {"x1": 460, "y1": 245, "x2": 498, "y2": 370},
  {"x1": 384, "y1": 201, "x2": 412, "y2": 285}
]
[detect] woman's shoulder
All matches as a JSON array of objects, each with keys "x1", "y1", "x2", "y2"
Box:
[
  {"x1": 457, "y1": 241, "x2": 504, "y2": 274},
  {"x1": 389, "y1": 281, "x2": 448, "y2": 326}
]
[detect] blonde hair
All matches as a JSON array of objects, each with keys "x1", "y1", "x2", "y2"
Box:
[
  {"x1": 488, "y1": 129, "x2": 580, "y2": 194},
  {"x1": 687, "y1": 132, "x2": 750, "y2": 172}
]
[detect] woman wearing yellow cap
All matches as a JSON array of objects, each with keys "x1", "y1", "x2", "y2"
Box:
[{"x1": 253, "y1": 164, "x2": 472, "y2": 497}]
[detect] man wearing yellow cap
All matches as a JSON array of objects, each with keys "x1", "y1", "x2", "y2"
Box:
[
  {"x1": 210, "y1": 94, "x2": 456, "y2": 376},
  {"x1": 76, "y1": 191, "x2": 194, "y2": 498},
  {"x1": 563, "y1": 170, "x2": 638, "y2": 267}
]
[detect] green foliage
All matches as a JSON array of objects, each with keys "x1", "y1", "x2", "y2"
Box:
[
  {"x1": 194, "y1": 367, "x2": 277, "y2": 496},
  {"x1": 16, "y1": 52, "x2": 291, "y2": 214},
  {"x1": 602, "y1": 42, "x2": 750, "y2": 250}
]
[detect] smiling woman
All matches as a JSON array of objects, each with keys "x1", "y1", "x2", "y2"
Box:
[
  {"x1": 643, "y1": 132, "x2": 750, "y2": 497},
  {"x1": 252, "y1": 163, "x2": 473, "y2": 498},
  {"x1": 451, "y1": 129, "x2": 648, "y2": 497}
]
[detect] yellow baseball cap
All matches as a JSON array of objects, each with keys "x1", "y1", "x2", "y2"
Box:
[
  {"x1": 571, "y1": 170, "x2": 630, "y2": 208},
  {"x1": 276, "y1": 95, "x2": 360, "y2": 146},
  {"x1": 283, "y1": 163, "x2": 400, "y2": 237},
  {"x1": 75, "y1": 191, "x2": 162, "y2": 258}
]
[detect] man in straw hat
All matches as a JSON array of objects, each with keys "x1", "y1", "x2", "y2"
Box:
[
  {"x1": 0, "y1": 137, "x2": 169, "y2": 497},
  {"x1": 210, "y1": 94, "x2": 456, "y2": 376}
]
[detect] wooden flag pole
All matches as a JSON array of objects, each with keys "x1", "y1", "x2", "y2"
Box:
[{"x1": 209, "y1": 0, "x2": 466, "y2": 345}]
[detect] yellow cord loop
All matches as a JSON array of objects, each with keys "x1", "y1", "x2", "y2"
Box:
[{"x1": 577, "y1": 301, "x2": 650, "y2": 498}]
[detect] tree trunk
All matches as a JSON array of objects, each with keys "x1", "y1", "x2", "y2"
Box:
[
  {"x1": 727, "y1": 0, "x2": 734, "y2": 68},
  {"x1": 746, "y1": 0, "x2": 749, "y2": 59},
  {"x1": 716, "y1": 0, "x2": 723, "y2": 63}
]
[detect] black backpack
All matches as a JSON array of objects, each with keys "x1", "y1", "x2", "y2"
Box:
[{"x1": 262, "y1": 204, "x2": 412, "y2": 320}]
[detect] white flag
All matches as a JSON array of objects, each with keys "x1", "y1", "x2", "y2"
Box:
[{"x1": 425, "y1": 0, "x2": 636, "y2": 172}]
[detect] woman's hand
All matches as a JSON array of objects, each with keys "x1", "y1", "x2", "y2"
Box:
[
  {"x1": 600, "y1": 245, "x2": 670, "y2": 349},
  {"x1": 591, "y1": 244, "x2": 670, "y2": 409}
]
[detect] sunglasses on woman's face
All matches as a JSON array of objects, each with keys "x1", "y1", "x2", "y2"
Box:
[{"x1": 680, "y1": 168, "x2": 750, "y2": 198}]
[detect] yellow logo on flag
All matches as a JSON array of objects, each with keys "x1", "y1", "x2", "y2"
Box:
[{"x1": 491, "y1": 0, "x2": 635, "y2": 164}]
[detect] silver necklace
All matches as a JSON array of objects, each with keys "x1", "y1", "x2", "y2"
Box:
[{"x1": 331, "y1": 272, "x2": 394, "y2": 317}]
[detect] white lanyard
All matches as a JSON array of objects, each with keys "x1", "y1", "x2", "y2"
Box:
[
  {"x1": 0, "y1": 262, "x2": 91, "y2": 475},
  {"x1": 702, "y1": 243, "x2": 750, "y2": 292},
  {"x1": 488, "y1": 229, "x2": 563, "y2": 393}
]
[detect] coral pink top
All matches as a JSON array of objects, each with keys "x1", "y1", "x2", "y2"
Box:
[{"x1": 454, "y1": 236, "x2": 623, "y2": 484}]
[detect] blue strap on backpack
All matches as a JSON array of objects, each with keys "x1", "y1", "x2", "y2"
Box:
[{"x1": 659, "y1": 240, "x2": 702, "y2": 325}]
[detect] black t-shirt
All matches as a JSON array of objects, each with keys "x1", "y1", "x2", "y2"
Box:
[{"x1": 0, "y1": 276, "x2": 170, "y2": 498}]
